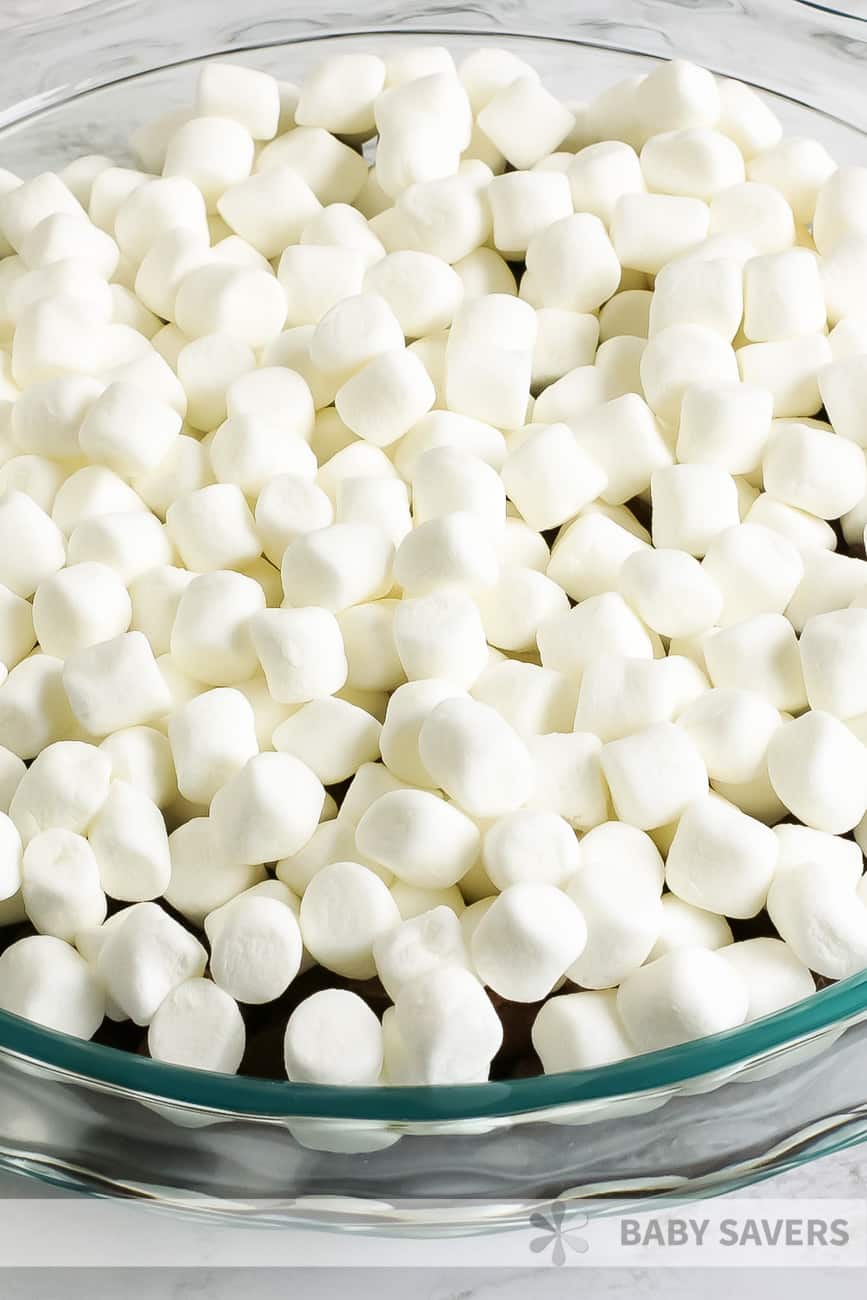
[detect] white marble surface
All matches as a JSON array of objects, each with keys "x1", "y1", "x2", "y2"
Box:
[{"x1": 3, "y1": 0, "x2": 867, "y2": 1294}]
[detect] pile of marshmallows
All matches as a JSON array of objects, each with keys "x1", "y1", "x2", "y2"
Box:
[{"x1": 0, "y1": 49, "x2": 867, "y2": 1090}]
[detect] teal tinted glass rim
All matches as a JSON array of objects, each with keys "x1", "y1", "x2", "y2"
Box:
[{"x1": 2, "y1": 970, "x2": 867, "y2": 1122}]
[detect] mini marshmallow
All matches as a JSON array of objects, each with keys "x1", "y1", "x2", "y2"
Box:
[
  {"x1": 819, "y1": 357, "x2": 867, "y2": 449},
  {"x1": 254, "y1": 477, "x2": 334, "y2": 568},
  {"x1": 175, "y1": 263, "x2": 286, "y2": 350},
  {"x1": 483, "y1": 810, "x2": 579, "y2": 889},
  {"x1": 546, "y1": 511, "x2": 647, "y2": 603},
  {"x1": 0, "y1": 490, "x2": 65, "y2": 597},
  {"x1": 599, "y1": 289, "x2": 653, "y2": 342},
  {"x1": 0, "y1": 173, "x2": 85, "y2": 252},
  {"x1": 418, "y1": 695, "x2": 534, "y2": 818},
  {"x1": 163, "y1": 116, "x2": 255, "y2": 211},
  {"x1": 21, "y1": 829, "x2": 106, "y2": 941},
  {"x1": 317, "y1": 442, "x2": 397, "y2": 503},
  {"x1": 379, "y1": 679, "x2": 466, "y2": 787},
  {"x1": 477, "y1": 76, "x2": 573, "y2": 170},
  {"x1": 501, "y1": 423, "x2": 607, "y2": 532},
  {"x1": 665, "y1": 793, "x2": 778, "y2": 918},
  {"x1": 477, "y1": 568, "x2": 569, "y2": 653},
  {"x1": 393, "y1": 511, "x2": 498, "y2": 596},
  {"x1": 0, "y1": 655, "x2": 77, "y2": 760},
  {"x1": 709, "y1": 181, "x2": 795, "y2": 255},
  {"x1": 569, "y1": 394, "x2": 671, "y2": 507},
  {"x1": 99, "y1": 726, "x2": 176, "y2": 809},
  {"x1": 531, "y1": 309, "x2": 599, "y2": 390},
  {"x1": 164, "y1": 818, "x2": 265, "y2": 925},
  {"x1": 0, "y1": 584, "x2": 36, "y2": 669},
  {"x1": 362, "y1": 251, "x2": 463, "y2": 338},
  {"x1": 391, "y1": 965, "x2": 502, "y2": 1084},
  {"x1": 471, "y1": 658, "x2": 577, "y2": 737},
  {"x1": 128, "y1": 566, "x2": 195, "y2": 658},
  {"x1": 532, "y1": 989, "x2": 633, "y2": 1072},
  {"x1": 285, "y1": 988, "x2": 383, "y2": 1086},
  {"x1": 677, "y1": 687, "x2": 783, "y2": 785},
  {"x1": 132, "y1": 227, "x2": 209, "y2": 322},
  {"x1": 210, "y1": 751, "x2": 324, "y2": 865},
  {"x1": 640, "y1": 128, "x2": 744, "y2": 199},
  {"x1": 392, "y1": 590, "x2": 488, "y2": 688},
  {"x1": 601, "y1": 722, "x2": 708, "y2": 831},
  {"x1": 176, "y1": 335, "x2": 255, "y2": 432},
  {"x1": 701, "y1": 523, "x2": 804, "y2": 626},
  {"x1": 611, "y1": 193, "x2": 709, "y2": 275},
  {"x1": 452, "y1": 247, "x2": 516, "y2": 299},
  {"x1": 373, "y1": 906, "x2": 468, "y2": 1002},
  {"x1": 565, "y1": 851, "x2": 663, "y2": 988},
  {"x1": 737, "y1": 333, "x2": 832, "y2": 418},
  {"x1": 445, "y1": 294, "x2": 536, "y2": 430},
  {"x1": 210, "y1": 414, "x2": 317, "y2": 499},
  {"x1": 0, "y1": 747, "x2": 25, "y2": 816},
  {"x1": 196, "y1": 63, "x2": 280, "y2": 140},
  {"x1": 471, "y1": 881, "x2": 586, "y2": 1001},
  {"x1": 573, "y1": 655, "x2": 707, "y2": 744},
  {"x1": 336, "y1": 601, "x2": 404, "y2": 694},
  {"x1": 66, "y1": 511, "x2": 173, "y2": 584},
  {"x1": 87, "y1": 778, "x2": 172, "y2": 902},
  {"x1": 704, "y1": 613, "x2": 806, "y2": 712},
  {"x1": 0, "y1": 813, "x2": 22, "y2": 902},
  {"x1": 718, "y1": 937, "x2": 814, "y2": 1021},
  {"x1": 356, "y1": 788, "x2": 479, "y2": 890},
  {"x1": 411, "y1": 445, "x2": 505, "y2": 538},
  {"x1": 743, "y1": 248, "x2": 826, "y2": 343},
  {"x1": 676, "y1": 382, "x2": 772, "y2": 475},
  {"x1": 619, "y1": 548, "x2": 722, "y2": 638},
  {"x1": 255, "y1": 126, "x2": 369, "y2": 208},
  {"x1": 170, "y1": 570, "x2": 265, "y2": 686},
  {"x1": 208, "y1": 893, "x2": 303, "y2": 1004},
  {"x1": 767, "y1": 710, "x2": 867, "y2": 834},
  {"x1": 397, "y1": 169, "x2": 492, "y2": 264},
  {"x1": 335, "y1": 348, "x2": 435, "y2": 447},
  {"x1": 9, "y1": 740, "x2": 111, "y2": 844},
  {"x1": 641, "y1": 325, "x2": 738, "y2": 426},
  {"x1": 617, "y1": 946, "x2": 748, "y2": 1052},
  {"x1": 763, "y1": 421, "x2": 865, "y2": 519},
  {"x1": 272, "y1": 697, "x2": 381, "y2": 785},
  {"x1": 537, "y1": 592, "x2": 655, "y2": 684},
  {"x1": 62, "y1": 632, "x2": 170, "y2": 735},
  {"x1": 248, "y1": 606, "x2": 347, "y2": 705},
  {"x1": 812, "y1": 166, "x2": 867, "y2": 254},
  {"x1": 800, "y1": 609, "x2": 867, "y2": 720},
  {"x1": 648, "y1": 257, "x2": 743, "y2": 341},
  {"x1": 10, "y1": 374, "x2": 102, "y2": 460},
  {"x1": 214, "y1": 167, "x2": 322, "y2": 260},
  {"x1": 395, "y1": 410, "x2": 507, "y2": 480},
  {"x1": 649, "y1": 893, "x2": 733, "y2": 960},
  {"x1": 0, "y1": 934, "x2": 105, "y2": 1039},
  {"x1": 148, "y1": 977, "x2": 245, "y2": 1074},
  {"x1": 96, "y1": 902, "x2": 206, "y2": 1025},
  {"x1": 525, "y1": 732, "x2": 609, "y2": 830},
  {"x1": 300, "y1": 859, "x2": 401, "y2": 978},
  {"x1": 51, "y1": 466, "x2": 148, "y2": 536},
  {"x1": 786, "y1": 549, "x2": 867, "y2": 632},
  {"x1": 78, "y1": 382, "x2": 181, "y2": 478},
  {"x1": 767, "y1": 860, "x2": 867, "y2": 980},
  {"x1": 168, "y1": 688, "x2": 259, "y2": 806},
  {"x1": 166, "y1": 483, "x2": 261, "y2": 572},
  {"x1": 650, "y1": 464, "x2": 740, "y2": 558}
]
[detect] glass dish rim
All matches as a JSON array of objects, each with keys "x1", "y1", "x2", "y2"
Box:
[
  {"x1": 2, "y1": 0, "x2": 867, "y2": 1127},
  {"x1": 3, "y1": 971, "x2": 867, "y2": 1121}
]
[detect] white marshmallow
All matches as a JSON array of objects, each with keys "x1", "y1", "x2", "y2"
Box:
[
  {"x1": 0, "y1": 583, "x2": 36, "y2": 669},
  {"x1": 677, "y1": 687, "x2": 783, "y2": 785},
  {"x1": 641, "y1": 128, "x2": 744, "y2": 199},
  {"x1": 391, "y1": 965, "x2": 501, "y2": 1084},
  {"x1": 716, "y1": 79, "x2": 782, "y2": 159},
  {"x1": 170, "y1": 570, "x2": 265, "y2": 686},
  {"x1": 641, "y1": 325, "x2": 738, "y2": 426},
  {"x1": 21, "y1": 829, "x2": 106, "y2": 941},
  {"x1": 249, "y1": 606, "x2": 347, "y2": 705},
  {"x1": 501, "y1": 423, "x2": 606, "y2": 532},
  {"x1": 176, "y1": 334, "x2": 255, "y2": 432},
  {"x1": 709, "y1": 181, "x2": 795, "y2": 255},
  {"x1": 819, "y1": 356, "x2": 867, "y2": 449},
  {"x1": 787, "y1": 550, "x2": 867, "y2": 632},
  {"x1": 718, "y1": 937, "x2": 814, "y2": 1021},
  {"x1": 164, "y1": 818, "x2": 265, "y2": 925},
  {"x1": 128, "y1": 566, "x2": 195, "y2": 658},
  {"x1": 99, "y1": 726, "x2": 176, "y2": 809},
  {"x1": 650, "y1": 464, "x2": 740, "y2": 558},
  {"x1": 617, "y1": 947, "x2": 748, "y2": 1052},
  {"x1": 62, "y1": 632, "x2": 170, "y2": 736},
  {"x1": 700, "y1": 523, "x2": 804, "y2": 627},
  {"x1": 531, "y1": 309, "x2": 599, "y2": 390},
  {"x1": 0, "y1": 812, "x2": 22, "y2": 902},
  {"x1": 253, "y1": 475, "x2": 333, "y2": 568},
  {"x1": 767, "y1": 860, "x2": 867, "y2": 980},
  {"x1": 477, "y1": 76, "x2": 573, "y2": 170},
  {"x1": 356, "y1": 788, "x2": 479, "y2": 889},
  {"x1": 208, "y1": 892, "x2": 303, "y2": 1004},
  {"x1": 743, "y1": 248, "x2": 826, "y2": 342},
  {"x1": 676, "y1": 381, "x2": 772, "y2": 475},
  {"x1": 0, "y1": 490, "x2": 65, "y2": 597},
  {"x1": 546, "y1": 510, "x2": 647, "y2": 603},
  {"x1": 574, "y1": 655, "x2": 707, "y2": 744},
  {"x1": 763, "y1": 421, "x2": 865, "y2": 519},
  {"x1": 148, "y1": 977, "x2": 245, "y2": 1074},
  {"x1": 0, "y1": 747, "x2": 25, "y2": 816},
  {"x1": 362, "y1": 251, "x2": 463, "y2": 338},
  {"x1": 649, "y1": 256, "x2": 742, "y2": 340},
  {"x1": 599, "y1": 289, "x2": 653, "y2": 342},
  {"x1": 87, "y1": 778, "x2": 172, "y2": 902},
  {"x1": 665, "y1": 793, "x2": 778, "y2": 918},
  {"x1": 767, "y1": 710, "x2": 867, "y2": 834},
  {"x1": 418, "y1": 695, "x2": 533, "y2": 818},
  {"x1": 812, "y1": 166, "x2": 867, "y2": 255},
  {"x1": 445, "y1": 294, "x2": 536, "y2": 430},
  {"x1": 532, "y1": 989, "x2": 633, "y2": 1072},
  {"x1": 285, "y1": 988, "x2": 383, "y2": 1087},
  {"x1": 483, "y1": 810, "x2": 579, "y2": 889},
  {"x1": 175, "y1": 263, "x2": 286, "y2": 349},
  {"x1": 379, "y1": 679, "x2": 466, "y2": 787},
  {"x1": 8, "y1": 740, "x2": 111, "y2": 845},
  {"x1": 452, "y1": 247, "x2": 516, "y2": 299},
  {"x1": 619, "y1": 548, "x2": 722, "y2": 638},
  {"x1": 163, "y1": 116, "x2": 255, "y2": 211},
  {"x1": 0, "y1": 655, "x2": 77, "y2": 760},
  {"x1": 565, "y1": 852, "x2": 663, "y2": 988},
  {"x1": 411, "y1": 445, "x2": 505, "y2": 537},
  {"x1": 393, "y1": 589, "x2": 488, "y2": 689},
  {"x1": 823, "y1": 240, "x2": 867, "y2": 327},
  {"x1": 335, "y1": 348, "x2": 435, "y2": 447},
  {"x1": 0, "y1": 173, "x2": 85, "y2": 252},
  {"x1": 525, "y1": 732, "x2": 609, "y2": 830},
  {"x1": 10, "y1": 374, "x2": 101, "y2": 461},
  {"x1": 537, "y1": 592, "x2": 655, "y2": 685},
  {"x1": 165, "y1": 483, "x2": 260, "y2": 572},
  {"x1": 799, "y1": 609, "x2": 867, "y2": 720},
  {"x1": 746, "y1": 136, "x2": 836, "y2": 225},
  {"x1": 611, "y1": 193, "x2": 709, "y2": 274},
  {"x1": 196, "y1": 62, "x2": 280, "y2": 139},
  {"x1": 0, "y1": 934, "x2": 105, "y2": 1039},
  {"x1": 336, "y1": 600, "x2": 404, "y2": 694},
  {"x1": 96, "y1": 901, "x2": 206, "y2": 1025},
  {"x1": 255, "y1": 125, "x2": 369, "y2": 206},
  {"x1": 569, "y1": 394, "x2": 671, "y2": 507},
  {"x1": 272, "y1": 697, "x2": 380, "y2": 785},
  {"x1": 601, "y1": 721, "x2": 708, "y2": 831},
  {"x1": 210, "y1": 751, "x2": 324, "y2": 865},
  {"x1": 737, "y1": 333, "x2": 832, "y2": 418},
  {"x1": 300, "y1": 859, "x2": 401, "y2": 978},
  {"x1": 66, "y1": 511, "x2": 172, "y2": 585},
  {"x1": 167, "y1": 688, "x2": 259, "y2": 806},
  {"x1": 472, "y1": 658, "x2": 576, "y2": 738},
  {"x1": 373, "y1": 905, "x2": 468, "y2": 1003},
  {"x1": 648, "y1": 893, "x2": 733, "y2": 960},
  {"x1": 209, "y1": 413, "x2": 317, "y2": 499},
  {"x1": 397, "y1": 169, "x2": 492, "y2": 264},
  {"x1": 393, "y1": 511, "x2": 497, "y2": 596},
  {"x1": 477, "y1": 567, "x2": 569, "y2": 653},
  {"x1": 471, "y1": 881, "x2": 586, "y2": 1001},
  {"x1": 132, "y1": 227, "x2": 209, "y2": 322},
  {"x1": 77, "y1": 381, "x2": 181, "y2": 478}
]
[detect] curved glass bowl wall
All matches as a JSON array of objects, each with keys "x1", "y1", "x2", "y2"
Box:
[{"x1": 1, "y1": 0, "x2": 867, "y2": 1232}]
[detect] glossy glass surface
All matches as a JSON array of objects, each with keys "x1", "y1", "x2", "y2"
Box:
[{"x1": 1, "y1": 0, "x2": 867, "y2": 1231}]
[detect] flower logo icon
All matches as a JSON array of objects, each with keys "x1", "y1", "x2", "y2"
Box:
[{"x1": 529, "y1": 1201, "x2": 591, "y2": 1266}]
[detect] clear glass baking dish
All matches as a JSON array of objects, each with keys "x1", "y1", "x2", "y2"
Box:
[{"x1": 2, "y1": 0, "x2": 867, "y2": 1234}]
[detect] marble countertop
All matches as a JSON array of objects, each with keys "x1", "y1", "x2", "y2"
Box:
[{"x1": 3, "y1": 0, "x2": 867, "y2": 1294}]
